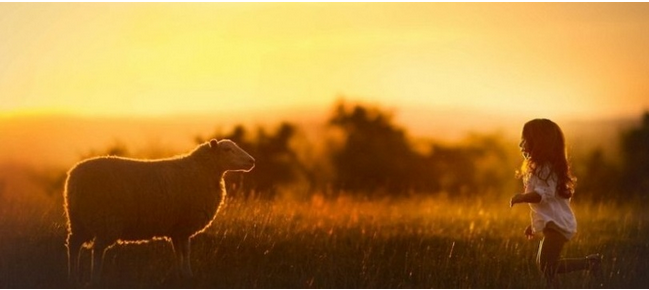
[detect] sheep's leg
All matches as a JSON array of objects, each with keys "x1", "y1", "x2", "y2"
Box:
[
  {"x1": 171, "y1": 238, "x2": 184, "y2": 278},
  {"x1": 66, "y1": 232, "x2": 84, "y2": 285},
  {"x1": 172, "y1": 237, "x2": 193, "y2": 279},
  {"x1": 90, "y1": 240, "x2": 108, "y2": 285},
  {"x1": 180, "y1": 238, "x2": 193, "y2": 278}
]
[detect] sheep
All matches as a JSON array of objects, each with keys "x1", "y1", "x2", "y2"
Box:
[{"x1": 63, "y1": 139, "x2": 255, "y2": 285}]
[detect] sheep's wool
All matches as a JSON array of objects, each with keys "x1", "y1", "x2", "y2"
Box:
[{"x1": 64, "y1": 139, "x2": 254, "y2": 284}]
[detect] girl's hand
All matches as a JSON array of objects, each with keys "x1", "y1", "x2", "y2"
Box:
[
  {"x1": 510, "y1": 193, "x2": 523, "y2": 207},
  {"x1": 524, "y1": 225, "x2": 534, "y2": 240}
]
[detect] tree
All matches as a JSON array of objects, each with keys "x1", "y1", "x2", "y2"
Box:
[
  {"x1": 619, "y1": 112, "x2": 649, "y2": 200},
  {"x1": 328, "y1": 102, "x2": 421, "y2": 195}
]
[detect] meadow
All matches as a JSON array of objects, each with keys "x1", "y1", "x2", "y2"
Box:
[{"x1": 0, "y1": 166, "x2": 647, "y2": 288}]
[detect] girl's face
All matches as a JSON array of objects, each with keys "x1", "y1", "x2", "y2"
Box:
[{"x1": 519, "y1": 138, "x2": 531, "y2": 160}]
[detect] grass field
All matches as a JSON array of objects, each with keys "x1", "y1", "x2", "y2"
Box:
[{"x1": 1, "y1": 174, "x2": 648, "y2": 288}]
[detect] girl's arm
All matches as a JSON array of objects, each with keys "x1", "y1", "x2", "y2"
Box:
[{"x1": 509, "y1": 191, "x2": 542, "y2": 207}]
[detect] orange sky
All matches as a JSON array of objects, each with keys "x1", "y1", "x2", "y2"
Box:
[{"x1": 1, "y1": 3, "x2": 649, "y2": 120}]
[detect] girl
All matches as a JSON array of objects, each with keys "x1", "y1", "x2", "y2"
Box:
[{"x1": 510, "y1": 118, "x2": 601, "y2": 287}]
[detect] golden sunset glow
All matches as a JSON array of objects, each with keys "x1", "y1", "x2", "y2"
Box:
[
  {"x1": 4, "y1": 4, "x2": 649, "y2": 288},
  {"x1": 1, "y1": 3, "x2": 648, "y2": 120}
]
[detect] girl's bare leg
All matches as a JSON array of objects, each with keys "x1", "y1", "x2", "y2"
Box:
[{"x1": 538, "y1": 228, "x2": 598, "y2": 287}]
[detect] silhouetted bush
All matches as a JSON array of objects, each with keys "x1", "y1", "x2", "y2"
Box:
[
  {"x1": 421, "y1": 133, "x2": 515, "y2": 198},
  {"x1": 573, "y1": 148, "x2": 621, "y2": 202}
]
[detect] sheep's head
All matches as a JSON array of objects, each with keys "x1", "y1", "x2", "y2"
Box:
[{"x1": 209, "y1": 139, "x2": 255, "y2": 172}]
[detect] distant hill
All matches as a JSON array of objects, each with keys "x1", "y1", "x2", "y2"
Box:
[
  {"x1": 0, "y1": 108, "x2": 326, "y2": 167},
  {"x1": 0, "y1": 108, "x2": 639, "y2": 168},
  {"x1": 395, "y1": 105, "x2": 638, "y2": 158}
]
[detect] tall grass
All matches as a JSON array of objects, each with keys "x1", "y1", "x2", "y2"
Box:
[{"x1": 0, "y1": 178, "x2": 647, "y2": 288}]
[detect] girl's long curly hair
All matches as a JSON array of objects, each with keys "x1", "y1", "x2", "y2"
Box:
[{"x1": 518, "y1": 119, "x2": 576, "y2": 199}]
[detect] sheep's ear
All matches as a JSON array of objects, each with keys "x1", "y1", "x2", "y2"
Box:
[{"x1": 209, "y1": 139, "x2": 219, "y2": 149}]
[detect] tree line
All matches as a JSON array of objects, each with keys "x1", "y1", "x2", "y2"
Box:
[
  {"x1": 576, "y1": 112, "x2": 649, "y2": 202},
  {"x1": 197, "y1": 102, "x2": 649, "y2": 202},
  {"x1": 40, "y1": 101, "x2": 649, "y2": 202},
  {"x1": 198, "y1": 101, "x2": 518, "y2": 199}
]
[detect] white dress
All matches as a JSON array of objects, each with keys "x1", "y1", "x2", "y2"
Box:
[{"x1": 524, "y1": 164, "x2": 577, "y2": 240}]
